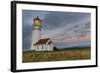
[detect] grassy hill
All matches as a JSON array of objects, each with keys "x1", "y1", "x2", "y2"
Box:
[{"x1": 22, "y1": 48, "x2": 91, "y2": 63}]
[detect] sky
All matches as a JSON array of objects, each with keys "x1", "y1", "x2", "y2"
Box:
[{"x1": 22, "y1": 10, "x2": 91, "y2": 50}]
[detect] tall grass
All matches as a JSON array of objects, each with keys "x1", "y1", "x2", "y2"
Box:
[{"x1": 23, "y1": 48, "x2": 90, "y2": 63}]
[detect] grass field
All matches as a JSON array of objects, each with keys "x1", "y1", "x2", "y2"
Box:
[{"x1": 22, "y1": 48, "x2": 91, "y2": 63}]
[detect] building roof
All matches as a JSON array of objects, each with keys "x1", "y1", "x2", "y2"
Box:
[
  {"x1": 48, "y1": 41, "x2": 52, "y2": 45},
  {"x1": 34, "y1": 38, "x2": 51, "y2": 45}
]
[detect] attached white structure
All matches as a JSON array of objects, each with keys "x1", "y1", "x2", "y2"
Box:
[{"x1": 33, "y1": 38, "x2": 53, "y2": 51}]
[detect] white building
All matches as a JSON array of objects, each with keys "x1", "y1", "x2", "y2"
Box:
[
  {"x1": 31, "y1": 16, "x2": 53, "y2": 51},
  {"x1": 33, "y1": 38, "x2": 53, "y2": 51}
]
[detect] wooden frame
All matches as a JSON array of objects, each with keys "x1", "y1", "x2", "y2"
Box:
[{"x1": 11, "y1": 1, "x2": 98, "y2": 72}]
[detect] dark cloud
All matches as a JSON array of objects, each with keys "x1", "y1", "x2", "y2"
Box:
[
  {"x1": 42, "y1": 11, "x2": 90, "y2": 30},
  {"x1": 22, "y1": 10, "x2": 91, "y2": 50},
  {"x1": 22, "y1": 37, "x2": 31, "y2": 51}
]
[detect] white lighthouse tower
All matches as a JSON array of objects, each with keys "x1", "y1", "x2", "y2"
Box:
[{"x1": 31, "y1": 16, "x2": 41, "y2": 50}]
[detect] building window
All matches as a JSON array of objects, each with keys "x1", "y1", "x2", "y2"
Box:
[
  {"x1": 48, "y1": 45, "x2": 50, "y2": 50},
  {"x1": 37, "y1": 46, "x2": 38, "y2": 50},
  {"x1": 42, "y1": 45, "x2": 43, "y2": 50}
]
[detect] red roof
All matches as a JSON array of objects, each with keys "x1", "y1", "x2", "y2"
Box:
[
  {"x1": 34, "y1": 38, "x2": 50, "y2": 45},
  {"x1": 48, "y1": 41, "x2": 52, "y2": 45}
]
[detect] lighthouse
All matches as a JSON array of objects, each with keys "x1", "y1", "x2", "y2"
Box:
[
  {"x1": 31, "y1": 16, "x2": 53, "y2": 51},
  {"x1": 31, "y1": 16, "x2": 41, "y2": 50}
]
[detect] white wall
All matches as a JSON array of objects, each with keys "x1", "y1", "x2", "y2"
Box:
[
  {"x1": 0, "y1": 0, "x2": 100, "y2": 73},
  {"x1": 31, "y1": 30, "x2": 41, "y2": 50}
]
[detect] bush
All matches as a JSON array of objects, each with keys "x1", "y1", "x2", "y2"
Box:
[{"x1": 53, "y1": 46, "x2": 59, "y2": 51}]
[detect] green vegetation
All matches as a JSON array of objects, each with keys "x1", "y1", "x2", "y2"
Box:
[{"x1": 22, "y1": 48, "x2": 91, "y2": 63}]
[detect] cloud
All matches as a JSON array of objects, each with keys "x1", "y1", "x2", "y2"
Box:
[
  {"x1": 22, "y1": 10, "x2": 91, "y2": 50},
  {"x1": 41, "y1": 15, "x2": 90, "y2": 39},
  {"x1": 42, "y1": 12, "x2": 90, "y2": 30}
]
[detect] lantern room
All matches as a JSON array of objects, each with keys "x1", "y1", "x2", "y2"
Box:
[{"x1": 34, "y1": 16, "x2": 41, "y2": 26}]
